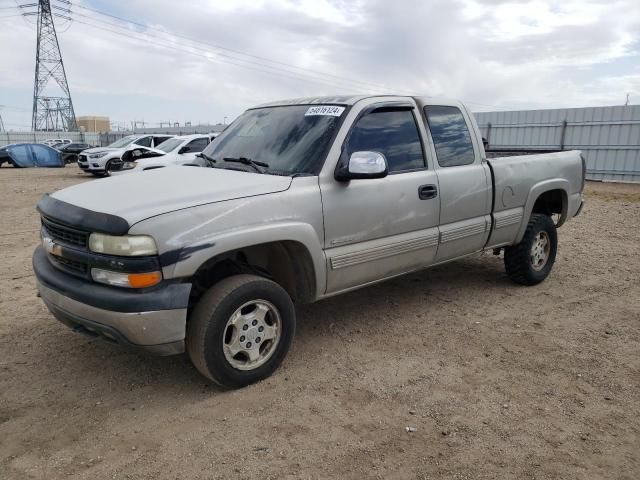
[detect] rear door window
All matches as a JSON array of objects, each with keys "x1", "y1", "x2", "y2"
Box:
[
  {"x1": 424, "y1": 106, "x2": 476, "y2": 167},
  {"x1": 134, "y1": 136, "x2": 152, "y2": 147},
  {"x1": 153, "y1": 136, "x2": 172, "y2": 147},
  {"x1": 185, "y1": 138, "x2": 209, "y2": 153}
]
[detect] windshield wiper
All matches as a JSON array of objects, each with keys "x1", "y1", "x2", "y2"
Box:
[
  {"x1": 223, "y1": 157, "x2": 268, "y2": 174},
  {"x1": 196, "y1": 152, "x2": 217, "y2": 167}
]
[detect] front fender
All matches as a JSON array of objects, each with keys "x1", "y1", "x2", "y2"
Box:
[{"x1": 163, "y1": 222, "x2": 326, "y2": 299}]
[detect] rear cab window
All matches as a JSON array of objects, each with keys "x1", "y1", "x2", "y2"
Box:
[{"x1": 424, "y1": 105, "x2": 476, "y2": 167}]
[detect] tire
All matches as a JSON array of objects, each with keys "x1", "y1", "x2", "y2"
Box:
[
  {"x1": 186, "y1": 274, "x2": 296, "y2": 388},
  {"x1": 504, "y1": 213, "x2": 557, "y2": 286},
  {"x1": 102, "y1": 160, "x2": 113, "y2": 177}
]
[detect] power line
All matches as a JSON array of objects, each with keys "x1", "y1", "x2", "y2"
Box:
[
  {"x1": 17, "y1": 2, "x2": 369, "y2": 93},
  {"x1": 62, "y1": 14, "x2": 385, "y2": 94},
  {"x1": 8, "y1": 1, "x2": 503, "y2": 110},
  {"x1": 53, "y1": 0, "x2": 406, "y2": 95},
  {"x1": 53, "y1": 2, "x2": 501, "y2": 108},
  {"x1": 63, "y1": 13, "x2": 380, "y2": 93}
]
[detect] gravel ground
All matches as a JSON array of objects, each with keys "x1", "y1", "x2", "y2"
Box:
[{"x1": 1, "y1": 166, "x2": 639, "y2": 480}]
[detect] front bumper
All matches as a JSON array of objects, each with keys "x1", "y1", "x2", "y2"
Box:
[
  {"x1": 33, "y1": 246, "x2": 191, "y2": 355},
  {"x1": 77, "y1": 155, "x2": 105, "y2": 172}
]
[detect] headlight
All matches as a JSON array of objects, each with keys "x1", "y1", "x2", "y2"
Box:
[
  {"x1": 121, "y1": 161, "x2": 136, "y2": 170},
  {"x1": 91, "y1": 268, "x2": 162, "y2": 288},
  {"x1": 88, "y1": 152, "x2": 108, "y2": 159},
  {"x1": 89, "y1": 233, "x2": 157, "y2": 256}
]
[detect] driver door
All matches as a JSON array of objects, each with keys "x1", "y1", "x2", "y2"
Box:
[{"x1": 320, "y1": 103, "x2": 440, "y2": 294}]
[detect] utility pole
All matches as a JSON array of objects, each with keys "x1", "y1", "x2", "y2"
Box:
[
  {"x1": 0, "y1": 106, "x2": 5, "y2": 133},
  {"x1": 625, "y1": 93, "x2": 630, "y2": 106},
  {"x1": 30, "y1": 0, "x2": 77, "y2": 131}
]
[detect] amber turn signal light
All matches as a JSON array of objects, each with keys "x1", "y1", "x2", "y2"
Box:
[{"x1": 127, "y1": 271, "x2": 162, "y2": 288}]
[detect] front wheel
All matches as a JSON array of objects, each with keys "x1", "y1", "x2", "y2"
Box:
[
  {"x1": 186, "y1": 274, "x2": 295, "y2": 388},
  {"x1": 102, "y1": 159, "x2": 114, "y2": 177},
  {"x1": 504, "y1": 213, "x2": 557, "y2": 286}
]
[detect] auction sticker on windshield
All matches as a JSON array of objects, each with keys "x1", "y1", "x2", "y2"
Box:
[{"x1": 305, "y1": 105, "x2": 345, "y2": 117}]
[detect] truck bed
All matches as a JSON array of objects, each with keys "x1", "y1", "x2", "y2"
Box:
[{"x1": 486, "y1": 150, "x2": 585, "y2": 247}]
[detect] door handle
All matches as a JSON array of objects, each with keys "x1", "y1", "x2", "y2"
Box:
[{"x1": 418, "y1": 184, "x2": 438, "y2": 200}]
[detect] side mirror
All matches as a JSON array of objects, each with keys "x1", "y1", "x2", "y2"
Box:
[
  {"x1": 178, "y1": 146, "x2": 189, "y2": 154},
  {"x1": 335, "y1": 151, "x2": 388, "y2": 181}
]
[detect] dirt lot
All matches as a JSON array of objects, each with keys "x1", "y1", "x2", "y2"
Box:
[{"x1": 1, "y1": 166, "x2": 639, "y2": 480}]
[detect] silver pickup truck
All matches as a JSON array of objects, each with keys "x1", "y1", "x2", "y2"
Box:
[{"x1": 33, "y1": 95, "x2": 585, "y2": 388}]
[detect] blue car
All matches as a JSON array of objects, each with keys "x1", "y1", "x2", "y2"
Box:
[{"x1": 0, "y1": 143, "x2": 65, "y2": 168}]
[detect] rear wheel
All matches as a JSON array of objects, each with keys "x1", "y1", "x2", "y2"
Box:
[
  {"x1": 186, "y1": 274, "x2": 295, "y2": 388},
  {"x1": 504, "y1": 213, "x2": 557, "y2": 285}
]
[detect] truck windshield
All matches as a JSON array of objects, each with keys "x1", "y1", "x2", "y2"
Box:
[{"x1": 201, "y1": 105, "x2": 346, "y2": 175}]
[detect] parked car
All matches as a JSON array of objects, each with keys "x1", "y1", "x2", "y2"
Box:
[
  {"x1": 58, "y1": 143, "x2": 93, "y2": 164},
  {"x1": 0, "y1": 143, "x2": 65, "y2": 168},
  {"x1": 107, "y1": 146, "x2": 167, "y2": 173},
  {"x1": 77, "y1": 134, "x2": 174, "y2": 176},
  {"x1": 33, "y1": 95, "x2": 585, "y2": 388},
  {"x1": 110, "y1": 134, "x2": 213, "y2": 174}
]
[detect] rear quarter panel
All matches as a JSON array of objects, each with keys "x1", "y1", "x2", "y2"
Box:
[{"x1": 488, "y1": 150, "x2": 584, "y2": 246}]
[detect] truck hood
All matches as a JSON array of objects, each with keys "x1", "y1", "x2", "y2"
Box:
[{"x1": 51, "y1": 167, "x2": 293, "y2": 226}]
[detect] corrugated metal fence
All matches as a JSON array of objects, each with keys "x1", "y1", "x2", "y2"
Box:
[
  {"x1": 475, "y1": 105, "x2": 640, "y2": 183},
  {"x1": 0, "y1": 131, "x2": 101, "y2": 147},
  {"x1": 4, "y1": 105, "x2": 639, "y2": 182}
]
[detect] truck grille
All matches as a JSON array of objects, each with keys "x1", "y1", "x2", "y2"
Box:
[
  {"x1": 50, "y1": 255, "x2": 88, "y2": 275},
  {"x1": 41, "y1": 216, "x2": 89, "y2": 248}
]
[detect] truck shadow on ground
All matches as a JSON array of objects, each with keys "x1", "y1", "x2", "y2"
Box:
[{"x1": 47, "y1": 254, "x2": 510, "y2": 394}]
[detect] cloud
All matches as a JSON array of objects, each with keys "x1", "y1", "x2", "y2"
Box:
[{"x1": 0, "y1": 0, "x2": 638, "y2": 129}]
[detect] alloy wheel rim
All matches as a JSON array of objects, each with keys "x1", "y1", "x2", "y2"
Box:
[
  {"x1": 222, "y1": 299, "x2": 281, "y2": 371},
  {"x1": 530, "y1": 231, "x2": 550, "y2": 271}
]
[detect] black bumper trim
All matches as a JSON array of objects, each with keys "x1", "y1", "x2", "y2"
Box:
[
  {"x1": 33, "y1": 246, "x2": 191, "y2": 313},
  {"x1": 37, "y1": 194, "x2": 130, "y2": 235}
]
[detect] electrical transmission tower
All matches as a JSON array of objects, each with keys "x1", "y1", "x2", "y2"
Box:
[{"x1": 30, "y1": 0, "x2": 77, "y2": 131}]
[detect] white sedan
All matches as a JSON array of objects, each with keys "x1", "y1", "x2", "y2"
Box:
[{"x1": 110, "y1": 134, "x2": 215, "y2": 175}]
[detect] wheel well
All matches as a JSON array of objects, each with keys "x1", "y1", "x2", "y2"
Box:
[
  {"x1": 188, "y1": 241, "x2": 316, "y2": 308},
  {"x1": 532, "y1": 189, "x2": 567, "y2": 225}
]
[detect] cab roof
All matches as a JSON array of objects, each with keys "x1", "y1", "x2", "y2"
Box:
[{"x1": 253, "y1": 95, "x2": 464, "y2": 109}]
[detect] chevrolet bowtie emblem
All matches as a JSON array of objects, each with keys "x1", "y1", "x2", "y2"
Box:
[{"x1": 43, "y1": 236, "x2": 62, "y2": 257}]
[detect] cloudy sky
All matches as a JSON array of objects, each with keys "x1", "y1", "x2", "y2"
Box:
[{"x1": 0, "y1": 0, "x2": 639, "y2": 130}]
